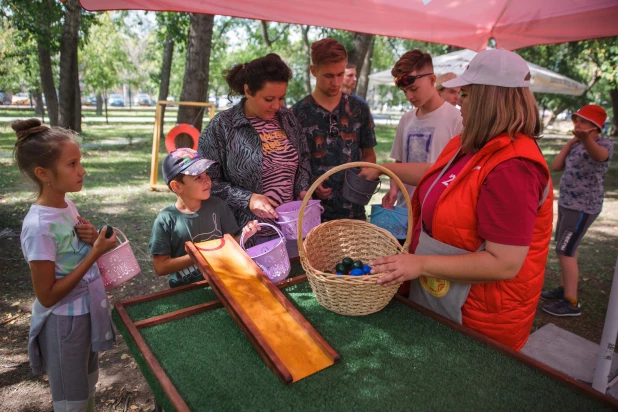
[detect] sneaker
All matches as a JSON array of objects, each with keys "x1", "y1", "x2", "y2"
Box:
[
  {"x1": 542, "y1": 298, "x2": 581, "y2": 317},
  {"x1": 540, "y1": 286, "x2": 564, "y2": 301}
]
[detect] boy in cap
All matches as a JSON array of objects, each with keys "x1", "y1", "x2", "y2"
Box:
[
  {"x1": 149, "y1": 148, "x2": 259, "y2": 288},
  {"x1": 541, "y1": 104, "x2": 613, "y2": 316}
]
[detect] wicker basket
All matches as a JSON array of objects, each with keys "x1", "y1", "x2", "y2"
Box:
[{"x1": 297, "y1": 162, "x2": 412, "y2": 316}]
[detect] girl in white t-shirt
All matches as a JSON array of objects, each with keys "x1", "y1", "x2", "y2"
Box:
[{"x1": 14, "y1": 118, "x2": 118, "y2": 412}]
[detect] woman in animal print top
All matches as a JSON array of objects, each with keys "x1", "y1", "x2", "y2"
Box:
[{"x1": 198, "y1": 54, "x2": 311, "y2": 243}]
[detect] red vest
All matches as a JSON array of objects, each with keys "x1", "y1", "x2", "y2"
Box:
[{"x1": 411, "y1": 133, "x2": 553, "y2": 351}]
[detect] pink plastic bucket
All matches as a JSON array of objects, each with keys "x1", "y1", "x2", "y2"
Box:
[
  {"x1": 275, "y1": 200, "x2": 324, "y2": 241},
  {"x1": 96, "y1": 228, "x2": 141, "y2": 290},
  {"x1": 240, "y1": 223, "x2": 291, "y2": 283}
]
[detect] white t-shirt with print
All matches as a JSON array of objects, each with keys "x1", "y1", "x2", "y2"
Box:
[
  {"x1": 21, "y1": 198, "x2": 99, "y2": 316},
  {"x1": 390, "y1": 102, "x2": 463, "y2": 206}
]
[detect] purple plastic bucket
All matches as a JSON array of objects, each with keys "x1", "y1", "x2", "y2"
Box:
[
  {"x1": 275, "y1": 200, "x2": 324, "y2": 240},
  {"x1": 240, "y1": 223, "x2": 291, "y2": 283}
]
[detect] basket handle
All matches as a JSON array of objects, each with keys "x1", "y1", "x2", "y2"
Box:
[
  {"x1": 297, "y1": 162, "x2": 413, "y2": 259},
  {"x1": 239, "y1": 222, "x2": 286, "y2": 251}
]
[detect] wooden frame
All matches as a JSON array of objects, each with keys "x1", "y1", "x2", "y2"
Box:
[
  {"x1": 149, "y1": 100, "x2": 216, "y2": 190},
  {"x1": 115, "y1": 276, "x2": 618, "y2": 412}
]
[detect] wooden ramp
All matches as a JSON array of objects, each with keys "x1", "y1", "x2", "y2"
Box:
[{"x1": 185, "y1": 236, "x2": 339, "y2": 384}]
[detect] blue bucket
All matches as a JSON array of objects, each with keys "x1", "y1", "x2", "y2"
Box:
[{"x1": 369, "y1": 204, "x2": 408, "y2": 240}]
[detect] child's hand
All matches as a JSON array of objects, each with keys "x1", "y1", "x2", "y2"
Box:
[
  {"x1": 242, "y1": 220, "x2": 260, "y2": 240},
  {"x1": 572, "y1": 127, "x2": 597, "y2": 141},
  {"x1": 75, "y1": 216, "x2": 99, "y2": 245},
  {"x1": 92, "y1": 226, "x2": 117, "y2": 257}
]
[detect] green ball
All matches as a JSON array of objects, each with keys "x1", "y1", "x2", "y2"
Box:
[
  {"x1": 352, "y1": 260, "x2": 364, "y2": 270},
  {"x1": 342, "y1": 257, "x2": 354, "y2": 270},
  {"x1": 335, "y1": 263, "x2": 347, "y2": 274}
]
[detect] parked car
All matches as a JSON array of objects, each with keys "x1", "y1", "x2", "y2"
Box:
[
  {"x1": 12, "y1": 93, "x2": 30, "y2": 105},
  {"x1": 0, "y1": 92, "x2": 11, "y2": 105},
  {"x1": 108, "y1": 94, "x2": 125, "y2": 107},
  {"x1": 135, "y1": 93, "x2": 152, "y2": 106}
]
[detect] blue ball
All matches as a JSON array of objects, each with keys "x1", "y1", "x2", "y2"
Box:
[
  {"x1": 362, "y1": 265, "x2": 372, "y2": 275},
  {"x1": 336, "y1": 272, "x2": 343, "y2": 276},
  {"x1": 350, "y1": 268, "x2": 363, "y2": 276}
]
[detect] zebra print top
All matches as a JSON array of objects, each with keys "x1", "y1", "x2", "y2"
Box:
[
  {"x1": 248, "y1": 116, "x2": 298, "y2": 236},
  {"x1": 198, "y1": 100, "x2": 312, "y2": 239}
]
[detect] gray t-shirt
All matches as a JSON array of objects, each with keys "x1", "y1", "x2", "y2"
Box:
[
  {"x1": 149, "y1": 197, "x2": 241, "y2": 287},
  {"x1": 390, "y1": 102, "x2": 463, "y2": 206},
  {"x1": 558, "y1": 137, "x2": 614, "y2": 214}
]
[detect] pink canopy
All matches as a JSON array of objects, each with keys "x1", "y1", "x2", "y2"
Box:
[{"x1": 79, "y1": 0, "x2": 618, "y2": 51}]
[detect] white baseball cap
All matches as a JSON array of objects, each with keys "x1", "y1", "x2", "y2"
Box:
[{"x1": 442, "y1": 49, "x2": 531, "y2": 89}]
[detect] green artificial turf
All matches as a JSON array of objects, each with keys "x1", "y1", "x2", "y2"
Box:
[{"x1": 114, "y1": 280, "x2": 612, "y2": 412}]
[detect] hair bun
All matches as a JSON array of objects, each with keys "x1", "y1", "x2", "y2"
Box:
[{"x1": 12, "y1": 118, "x2": 49, "y2": 144}]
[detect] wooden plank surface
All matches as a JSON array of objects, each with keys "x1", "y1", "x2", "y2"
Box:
[{"x1": 186, "y1": 236, "x2": 337, "y2": 383}]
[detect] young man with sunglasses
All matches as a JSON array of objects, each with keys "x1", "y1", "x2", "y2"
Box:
[
  {"x1": 292, "y1": 38, "x2": 377, "y2": 221},
  {"x1": 383, "y1": 50, "x2": 463, "y2": 210}
]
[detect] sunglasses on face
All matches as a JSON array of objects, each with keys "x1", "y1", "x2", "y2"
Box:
[
  {"x1": 394, "y1": 73, "x2": 433, "y2": 89},
  {"x1": 329, "y1": 113, "x2": 339, "y2": 138}
]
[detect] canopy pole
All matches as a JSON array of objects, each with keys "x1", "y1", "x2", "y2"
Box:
[{"x1": 592, "y1": 254, "x2": 618, "y2": 393}]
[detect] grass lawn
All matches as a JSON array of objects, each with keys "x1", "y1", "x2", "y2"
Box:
[{"x1": 0, "y1": 119, "x2": 617, "y2": 410}]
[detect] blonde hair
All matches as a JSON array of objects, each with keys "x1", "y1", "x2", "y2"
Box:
[
  {"x1": 436, "y1": 72, "x2": 457, "y2": 90},
  {"x1": 461, "y1": 84, "x2": 541, "y2": 153}
]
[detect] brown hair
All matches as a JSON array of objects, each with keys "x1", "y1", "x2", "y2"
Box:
[
  {"x1": 225, "y1": 53, "x2": 292, "y2": 98},
  {"x1": 346, "y1": 63, "x2": 356, "y2": 70},
  {"x1": 12, "y1": 118, "x2": 77, "y2": 197},
  {"x1": 435, "y1": 72, "x2": 457, "y2": 91},
  {"x1": 391, "y1": 49, "x2": 433, "y2": 78},
  {"x1": 461, "y1": 85, "x2": 541, "y2": 153},
  {"x1": 311, "y1": 38, "x2": 347, "y2": 67}
]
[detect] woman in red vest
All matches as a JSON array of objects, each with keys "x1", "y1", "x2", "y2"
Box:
[{"x1": 362, "y1": 49, "x2": 553, "y2": 351}]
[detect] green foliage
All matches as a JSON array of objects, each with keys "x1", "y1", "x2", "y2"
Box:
[{"x1": 81, "y1": 13, "x2": 128, "y2": 96}]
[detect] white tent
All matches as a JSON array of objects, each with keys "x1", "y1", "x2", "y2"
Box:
[{"x1": 368, "y1": 49, "x2": 587, "y2": 96}]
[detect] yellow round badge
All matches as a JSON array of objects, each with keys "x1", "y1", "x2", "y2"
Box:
[{"x1": 420, "y1": 276, "x2": 450, "y2": 298}]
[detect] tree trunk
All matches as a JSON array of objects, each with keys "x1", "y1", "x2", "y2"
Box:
[
  {"x1": 347, "y1": 33, "x2": 373, "y2": 74},
  {"x1": 301, "y1": 25, "x2": 311, "y2": 95},
  {"x1": 260, "y1": 21, "x2": 272, "y2": 50},
  {"x1": 158, "y1": 33, "x2": 175, "y2": 141},
  {"x1": 356, "y1": 37, "x2": 374, "y2": 100},
  {"x1": 58, "y1": 0, "x2": 81, "y2": 131},
  {"x1": 177, "y1": 14, "x2": 214, "y2": 132},
  {"x1": 37, "y1": 39, "x2": 58, "y2": 126},
  {"x1": 104, "y1": 91, "x2": 109, "y2": 125},
  {"x1": 32, "y1": 89, "x2": 45, "y2": 122},
  {"x1": 74, "y1": 60, "x2": 81, "y2": 133},
  {"x1": 610, "y1": 88, "x2": 618, "y2": 136},
  {"x1": 96, "y1": 92, "x2": 103, "y2": 115}
]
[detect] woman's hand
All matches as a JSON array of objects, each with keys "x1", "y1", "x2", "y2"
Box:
[
  {"x1": 249, "y1": 194, "x2": 279, "y2": 219},
  {"x1": 242, "y1": 220, "x2": 260, "y2": 240},
  {"x1": 314, "y1": 183, "x2": 332, "y2": 200},
  {"x1": 381, "y1": 186, "x2": 398, "y2": 210},
  {"x1": 92, "y1": 226, "x2": 117, "y2": 258},
  {"x1": 359, "y1": 168, "x2": 381, "y2": 182},
  {"x1": 299, "y1": 190, "x2": 308, "y2": 200},
  {"x1": 369, "y1": 254, "x2": 426, "y2": 286},
  {"x1": 75, "y1": 216, "x2": 98, "y2": 244}
]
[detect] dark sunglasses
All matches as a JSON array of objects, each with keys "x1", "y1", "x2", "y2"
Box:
[
  {"x1": 394, "y1": 73, "x2": 433, "y2": 88},
  {"x1": 329, "y1": 113, "x2": 339, "y2": 138}
]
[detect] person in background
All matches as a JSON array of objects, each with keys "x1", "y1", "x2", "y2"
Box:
[
  {"x1": 292, "y1": 38, "x2": 377, "y2": 221},
  {"x1": 362, "y1": 49, "x2": 553, "y2": 351},
  {"x1": 198, "y1": 53, "x2": 311, "y2": 253},
  {"x1": 342, "y1": 63, "x2": 358, "y2": 95},
  {"x1": 382, "y1": 51, "x2": 463, "y2": 210},
  {"x1": 541, "y1": 104, "x2": 613, "y2": 317},
  {"x1": 436, "y1": 72, "x2": 461, "y2": 106}
]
